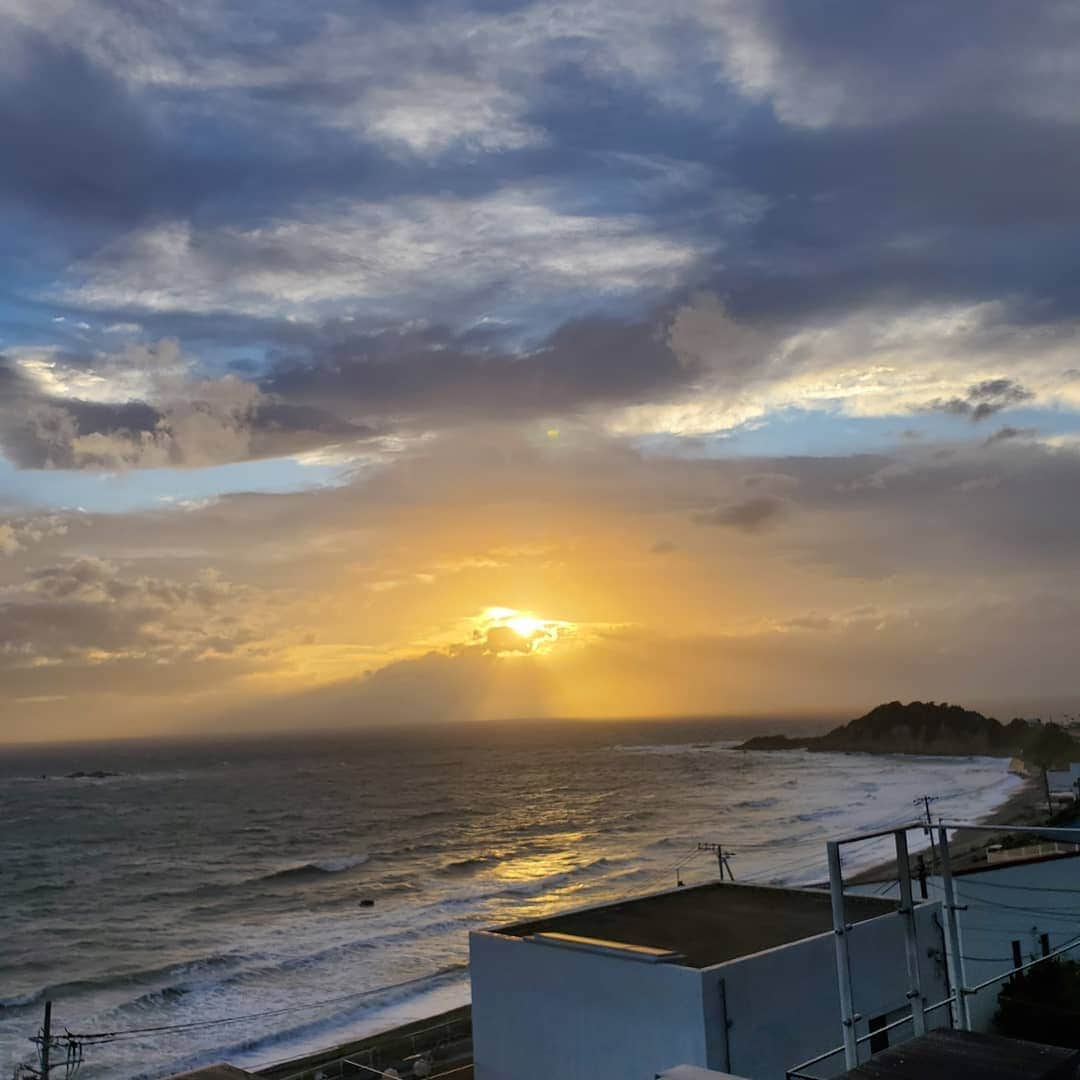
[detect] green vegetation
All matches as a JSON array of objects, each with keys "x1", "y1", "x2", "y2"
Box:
[{"x1": 995, "y1": 958, "x2": 1080, "y2": 1049}]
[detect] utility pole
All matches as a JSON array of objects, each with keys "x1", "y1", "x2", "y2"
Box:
[
  {"x1": 40, "y1": 1000, "x2": 51, "y2": 1078},
  {"x1": 913, "y1": 794, "x2": 940, "y2": 871},
  {"x1": 697, "y1": 842, "x2": 734, "y2": 880}
]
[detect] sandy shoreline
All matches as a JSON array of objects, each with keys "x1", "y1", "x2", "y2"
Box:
[{"x1": 850, "y1": 771, "x2": 1052, "y2": 882}]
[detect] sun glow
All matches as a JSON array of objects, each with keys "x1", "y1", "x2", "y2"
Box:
[
  {"x1": 478, "y1": 606, "x2": 574, "y2": 654},
  {"x1": 506, "y1": 615, "x2": 544, "y2": 639}
]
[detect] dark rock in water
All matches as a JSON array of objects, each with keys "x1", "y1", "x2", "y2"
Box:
[
  {"x1": 736, "y1": 734, "x2": 811, "y2": 751},
  {"x1": 736, "y1": 701, "x2": 1078, "y2": 761},
  {"x1": 66, "y1": 770, "x2": 119, "y2": 779},
  {"x1": 359, "y1": 898, "x2": 375, "y2": 907}
]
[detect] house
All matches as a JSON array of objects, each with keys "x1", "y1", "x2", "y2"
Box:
[{"x1": 469, "y1": 880, "x2": 950, "y2": 1080}]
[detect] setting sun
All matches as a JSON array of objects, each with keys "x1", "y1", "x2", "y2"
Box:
[
  {"x1": 506, "y1": 615, "x2": 544, "y2": 639},
  {"x1": 475, "y1": 607, "x2": 574, "y2": 654}
]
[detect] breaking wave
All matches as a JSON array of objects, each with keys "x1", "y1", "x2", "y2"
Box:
[{"x1": 257, "y1": 855, "x2": 370, "y2": 883}]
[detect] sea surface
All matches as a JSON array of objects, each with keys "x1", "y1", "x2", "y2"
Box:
[{"x1": 0, "y1": 719, "x2": 1023, "y2": 1078}]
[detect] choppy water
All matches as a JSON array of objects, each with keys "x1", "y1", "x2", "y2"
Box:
[{"x1": 0, "y1": 719, "x2": 1021, "y2": 1078}]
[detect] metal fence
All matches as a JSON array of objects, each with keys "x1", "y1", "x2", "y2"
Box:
[
  {"x1": 266, "y1": 1015, "x2": 472, "y2": 1080},
  {"x1": 785, "y1": 821, "x2": 1080, "y2": 1080}
]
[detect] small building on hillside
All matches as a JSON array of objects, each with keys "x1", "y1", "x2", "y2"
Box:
[{"x1": 469, "y1": 881, "x2": 950, "y2": 1080}]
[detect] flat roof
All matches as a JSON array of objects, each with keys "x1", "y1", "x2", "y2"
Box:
[
  {"x1": 838, "y1": 1030, "x2": 1080, "y2": 1078},
  {"x1": 494, "y1": 881, "x2": 898, "y2": 968}
]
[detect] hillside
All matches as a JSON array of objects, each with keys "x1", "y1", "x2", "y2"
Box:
[{"x1": 738, "y1": 701, "x2": 1076, "y2": 761}]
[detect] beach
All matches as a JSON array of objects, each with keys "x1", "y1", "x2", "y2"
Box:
[{"x1": 850, "y1": 771, "x2": 1062, "y2": 885}]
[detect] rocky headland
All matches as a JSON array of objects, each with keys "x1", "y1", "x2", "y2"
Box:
[{"x1": 737, "y1": 700, "x2": 1077, "y2": 763}]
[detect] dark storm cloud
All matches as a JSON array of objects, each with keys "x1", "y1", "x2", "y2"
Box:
[
  {"x1": 4, "y1": 0, "x2": 1080, "y2": 468},
  {"x1": 264, "y1": 315, "x2": 694, "y2": 422},
  {"x1": 927, "y1": 379, "x2": 1034, "y2": 423}
]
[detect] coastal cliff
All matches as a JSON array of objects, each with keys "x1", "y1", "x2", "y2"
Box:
[{"x1": 738, "y1": 700, "x2": 1077, "y2": 761}]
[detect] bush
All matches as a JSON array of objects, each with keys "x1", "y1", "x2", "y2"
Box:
[{"x1": 994, "y1": 957, "x2": 1080, "y2": 1048}]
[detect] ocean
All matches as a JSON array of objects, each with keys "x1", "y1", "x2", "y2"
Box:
[{"x1": 0, "y1": 719, "x2": 1022, "y2": 1078}]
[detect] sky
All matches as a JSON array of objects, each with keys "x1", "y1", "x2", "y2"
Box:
[{"x1": 4, "y1": 1, "x2": 1080, "y2": 743}]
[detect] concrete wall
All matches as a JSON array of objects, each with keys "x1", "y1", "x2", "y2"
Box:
[
  {"x1": 470, "y1": 930, "x2": 711, "y2": 1080},
  {"x1": 471, "y1": 906, "x2": 949, "y2": 1080},
  {"x1": 701, "y1": 905, "x2": 949, "y2": 1080}
]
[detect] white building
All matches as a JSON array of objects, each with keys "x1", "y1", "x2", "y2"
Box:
[
  {"x1": 1046, "y1": 763, "x2": 1080, "y2": 799},
  {"x1": 469, "y1": 881, "x2": 950, "y2": 1080}
]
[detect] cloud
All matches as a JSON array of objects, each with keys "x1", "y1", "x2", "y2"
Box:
[
  {"x1": 0, "y1": 343, "x2": 373, "y2": 470},
  {"x1": 0, "y1": 514, "x2": 71, "y2": 556},
  {"x1": 984, "y1": 426, "x2": 1039, "y2": 446},
  {"x1": 928, "y1": 378, "x2": 1034, "y2": 422},
  {"x1": 265, "y1": 314, "x2": 694, "y2": 425},
  {"x1": 0, "y1": 557, "x2": 267, "y2": 675},
  {"x1": 711, "y1": 0, "x2": 1080, "y2": 129},
  {"x1": 693, "y1": 495, "x2": 786, "y2": 532},
  {"x1": 610, "y1": 297, "x2": 1080, "y2": 437},
  {"x1": 59, "y1": 192, "x2": 704, "y2": 322}
]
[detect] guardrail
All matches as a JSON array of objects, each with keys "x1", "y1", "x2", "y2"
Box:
[
  {"x1": 785, "y1": 995, "x2": 956, "y2": 1079},
  {"x1": 785, "y1": 820, "x2": 1080, "y2": 1080},
  {"x1": 266, "y1": 1015, "x2": 472, "y2": 1080}
]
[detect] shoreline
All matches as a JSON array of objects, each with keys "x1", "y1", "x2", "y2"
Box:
[
  {"x1": 248, "y1": 758, "x2": 1047, "y2": 1079},
  {"x1": 850, "y1": 771, "x2": 1051, "y2": 883}
]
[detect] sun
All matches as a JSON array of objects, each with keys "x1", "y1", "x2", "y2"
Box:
[
  {"x1": 477, "y1": 607, "x2": 574, "y2": 654},
  {"x1": 482, "y1": 607, "x2": 544, "y2": 639},
  {"x1": 506, "y1": 615, "x2": 544, "y2": 639}
]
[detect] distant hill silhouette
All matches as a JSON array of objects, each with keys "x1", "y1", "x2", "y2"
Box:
[{"x1": 738, "y1": 700, "x2": 1076, "y2": 762}]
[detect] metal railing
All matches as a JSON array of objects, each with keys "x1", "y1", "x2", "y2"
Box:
[
  {"x1": 785, "y1": 820, "x2": 1080, "y2": 1079},
  {"x1": 786, "y1": 995, "x2": 956, "y2": 1079},
  {"x1": 265, "y1": 1015, "x2": 472, "y2": 1080}
]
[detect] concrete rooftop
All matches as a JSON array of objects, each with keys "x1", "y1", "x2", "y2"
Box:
[
  {"x1": 838, "y1": 1030, "x2": 1080, "y2": 1078},
  {"x1": 495, "y1": 881, "x2": 899, "y2": 968}
]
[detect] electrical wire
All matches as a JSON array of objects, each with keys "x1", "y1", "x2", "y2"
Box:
[
  {"x1": 960, "y1": 931, "x2": 1080, "y2": 965},
  {"x1": 946, "y1": 877, "x2": 1080, "y2": 895}
]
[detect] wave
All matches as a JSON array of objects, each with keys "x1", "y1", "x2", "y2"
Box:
[
  {"x1": 149, "y1": 965, "x2": 471, "y2": 1079},
  {"x1": 257, "y1": 855, "x2": 370, "y2": 883},
  {"x1": 731, "y1": 796, "x2": 780, "y2": 810},
  {"x1": 440, "y1": 855, "x2": 497, "y2": 875},
  {"x1": 0, "y1": 953, "x2": 247, "y2": 1013}
]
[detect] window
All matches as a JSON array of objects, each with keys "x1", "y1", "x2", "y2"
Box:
[{"x1": 868, "y1": 1014, "x2": 889, "y2": 1054}]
